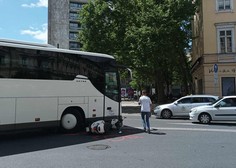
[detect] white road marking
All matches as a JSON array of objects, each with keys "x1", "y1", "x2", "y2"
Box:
[
  {"x1": 168, "y1": 123, "x2": 208, "y2": 126},
  {"x1": 136, "y1": 127, "x2": 236, "y2": 133}
]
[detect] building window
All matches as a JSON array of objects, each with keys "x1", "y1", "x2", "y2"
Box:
[
  {"x1": 69, "y1": 32, "x2": 78, "y2": 40},
  {"x1": 217, "y1": 0, "x2": 232, "y2": 11},
  {"x1": 222, "y1": 77, "x2": 235, "y2": 96},
  {"x1": 217, "y1": 28, "x2": 234, "y2": 53},
  {"x1": 70, "y1": 2, "x2": 83, "y2": 10},
  {"x1": 69, "y1": 42, "x2": 80, "y2": 50},
  {"x1": 69, "y1": 12, "x2": 79, "y2": 20},
  {"x1": 69, "y1": 22, "x2": 81, "y2": 30}
]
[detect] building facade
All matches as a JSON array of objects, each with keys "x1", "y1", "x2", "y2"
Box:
[
  {"x1": 192, "y1": 0, "x2": 236, "y2": 97},
  {"x1": 48, "y1": 0, "x2": 88, "y2": 50}
]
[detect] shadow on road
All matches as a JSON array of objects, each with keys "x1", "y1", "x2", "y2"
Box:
[
  {"x1": 149, "y1": 128, "x2": 166, "y2": 135},
  {"x1": 0, "y1": 125, "x2": 149, "y2": 157}
]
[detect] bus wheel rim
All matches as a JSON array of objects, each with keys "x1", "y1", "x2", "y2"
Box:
[{"x1": 61, "y1": 113, "x2": 77, "y2": 130}]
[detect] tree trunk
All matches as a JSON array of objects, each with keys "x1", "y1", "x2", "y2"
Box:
[{"x1": 155, "y1": 73, "x2": 166, "y2": 104}]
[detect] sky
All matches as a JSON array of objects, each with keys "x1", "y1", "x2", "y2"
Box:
[{"x1": 0, "y1": 0, "x2": 48, "y2": 44}]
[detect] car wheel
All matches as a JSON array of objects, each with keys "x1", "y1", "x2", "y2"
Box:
[
  {"x1": 199, "y1": 113, "x2": 211, "y2": 124},
  {"x1": 161, "y1": 109, "x2": 172, "y2": 119}
]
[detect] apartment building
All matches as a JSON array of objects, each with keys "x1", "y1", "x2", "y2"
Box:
[
  {"x1": 192, "y1": 0, "x2": 236, "y2": 96},
  {"x1": 48, "y1": 0, "x2": 88, "y2": 50}
]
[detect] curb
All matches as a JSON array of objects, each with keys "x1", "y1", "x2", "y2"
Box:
[{"x1": 122, "y1": 106, "x2": 140, "y2": 114}]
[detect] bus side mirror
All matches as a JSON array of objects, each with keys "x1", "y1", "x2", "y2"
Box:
[{"x1": 127, "y1": 68, "x2": 132, "y2": 81}]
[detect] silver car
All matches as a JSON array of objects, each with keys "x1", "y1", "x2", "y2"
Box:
[
  {"x1": 190, "y1": 96, "x2": 236, "y2": 124},
  {"x1": 154, "y1": 95, "x2": 219, "y2": 119}
]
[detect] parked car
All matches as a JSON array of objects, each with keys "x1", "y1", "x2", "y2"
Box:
[
  {"x1": 154, "y1": 95, "x2": 219, "y2": 119},
  {"x1": 189, "y1": 96, "x2": 236, "y2": 124}
]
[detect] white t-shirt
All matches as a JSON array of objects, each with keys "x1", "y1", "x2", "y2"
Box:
[{"x1": 139, "y1": 95, "x2": 152, "y2": 112}]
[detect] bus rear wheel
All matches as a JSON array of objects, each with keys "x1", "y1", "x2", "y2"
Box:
[{"x1": 60, "y1": 109, "x2": 84, "y2": 133}]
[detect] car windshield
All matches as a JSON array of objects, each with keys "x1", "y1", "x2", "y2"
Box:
[{"x1": 210, "y1": 97, "x2": 222, "y2": 105}]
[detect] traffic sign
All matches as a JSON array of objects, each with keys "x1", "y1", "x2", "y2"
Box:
[{"x1": 214, "y1": 64, "x2": 218, "y2": 73}]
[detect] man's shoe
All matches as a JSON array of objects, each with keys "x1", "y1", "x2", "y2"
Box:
[{"x1": 148, "y1": 129, "x2": 151, "y2": 134}]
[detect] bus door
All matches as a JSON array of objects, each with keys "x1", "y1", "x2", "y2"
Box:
[{"x1": 104, "y1": 72, "x2": 120, "y2": 118}]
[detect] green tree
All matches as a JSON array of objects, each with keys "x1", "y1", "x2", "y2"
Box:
[{"x1": 80, "y1": 0, "x2": 196, "y2": 103}]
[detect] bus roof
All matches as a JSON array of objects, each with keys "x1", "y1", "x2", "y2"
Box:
[
  {"x1": 0, "y1": 38, "x2": 56, "y2": 48},
  {"x1": 0, "y1": 38, "x2": 115, "y2": 60}
]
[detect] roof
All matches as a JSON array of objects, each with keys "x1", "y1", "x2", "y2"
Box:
[
  {"x1": 0, "y1": 38, "x2": 114, "y2": 59},
  {"x1": 0, "y1": 38, "x2": 55, "y2": 48},
  {"x1": 223, "y1": 95, "x2": 236, "y2": 98},
  {"x1": 183, "y1": 95, "x2": 219, "y2": 98}
]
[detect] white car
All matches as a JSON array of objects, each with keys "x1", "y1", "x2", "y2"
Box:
[
  {"x1": 154, "y1": 95, "x2": 218, "y2": 119},
  {"x1": 190, "y1": 96, "x2": 236, "y2": 124}
]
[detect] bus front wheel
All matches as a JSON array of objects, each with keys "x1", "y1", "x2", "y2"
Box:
[{"x1": 60, "y1": 109, "x2": 83, "y2": 133}]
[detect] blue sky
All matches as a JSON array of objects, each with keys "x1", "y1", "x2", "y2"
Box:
[{"x1": 0, "y1": 0, "x2": 47, "y2": 43}]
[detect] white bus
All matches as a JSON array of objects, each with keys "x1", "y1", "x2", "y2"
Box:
[{"x1": 0, "y1": 39, "x2": 122, "y2": 133}]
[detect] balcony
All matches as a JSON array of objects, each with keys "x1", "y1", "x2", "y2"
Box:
[{"x1": 204, "y1": 53, "x2": 236, "y2": 63}]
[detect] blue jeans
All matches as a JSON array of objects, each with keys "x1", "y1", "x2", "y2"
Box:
[{"x1": 141, "y1": 112, "x2": 150, "y2": 130}]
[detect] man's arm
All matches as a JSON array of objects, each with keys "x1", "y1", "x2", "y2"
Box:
[
  {"x1": 149, "y1": 99, "x2": 153, "y2": 112},
  {"x1": 138, "y1": 97, "x2": 141, "y2": 105}
]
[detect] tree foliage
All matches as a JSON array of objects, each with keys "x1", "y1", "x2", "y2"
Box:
[{"x1": 80, "y1": 0, "x2": 196, "y2": 103}]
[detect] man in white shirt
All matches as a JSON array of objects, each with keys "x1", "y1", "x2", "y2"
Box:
[{"x1": 138, "y1": 90, "x2": 152, "y2": 134}]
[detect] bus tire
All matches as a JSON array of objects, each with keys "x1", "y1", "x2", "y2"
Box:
[{"x1": 60, "y1": 108, "x2": 84, "y2": 133}]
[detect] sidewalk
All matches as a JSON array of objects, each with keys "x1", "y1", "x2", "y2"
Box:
[
  {"x1": 121, "y1": 100, "x2": 139, "y2": 107},
  {"x1": 121, "y1": 100, "x2": 140, "y2": 113},
  {"x1": 121, "y1": 100, "x2": 157, "y2": 114}
]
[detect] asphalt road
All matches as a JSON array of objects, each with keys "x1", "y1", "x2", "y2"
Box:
[{"x1": 0, "y1": 113, "x2": 236, "y2": 168}]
